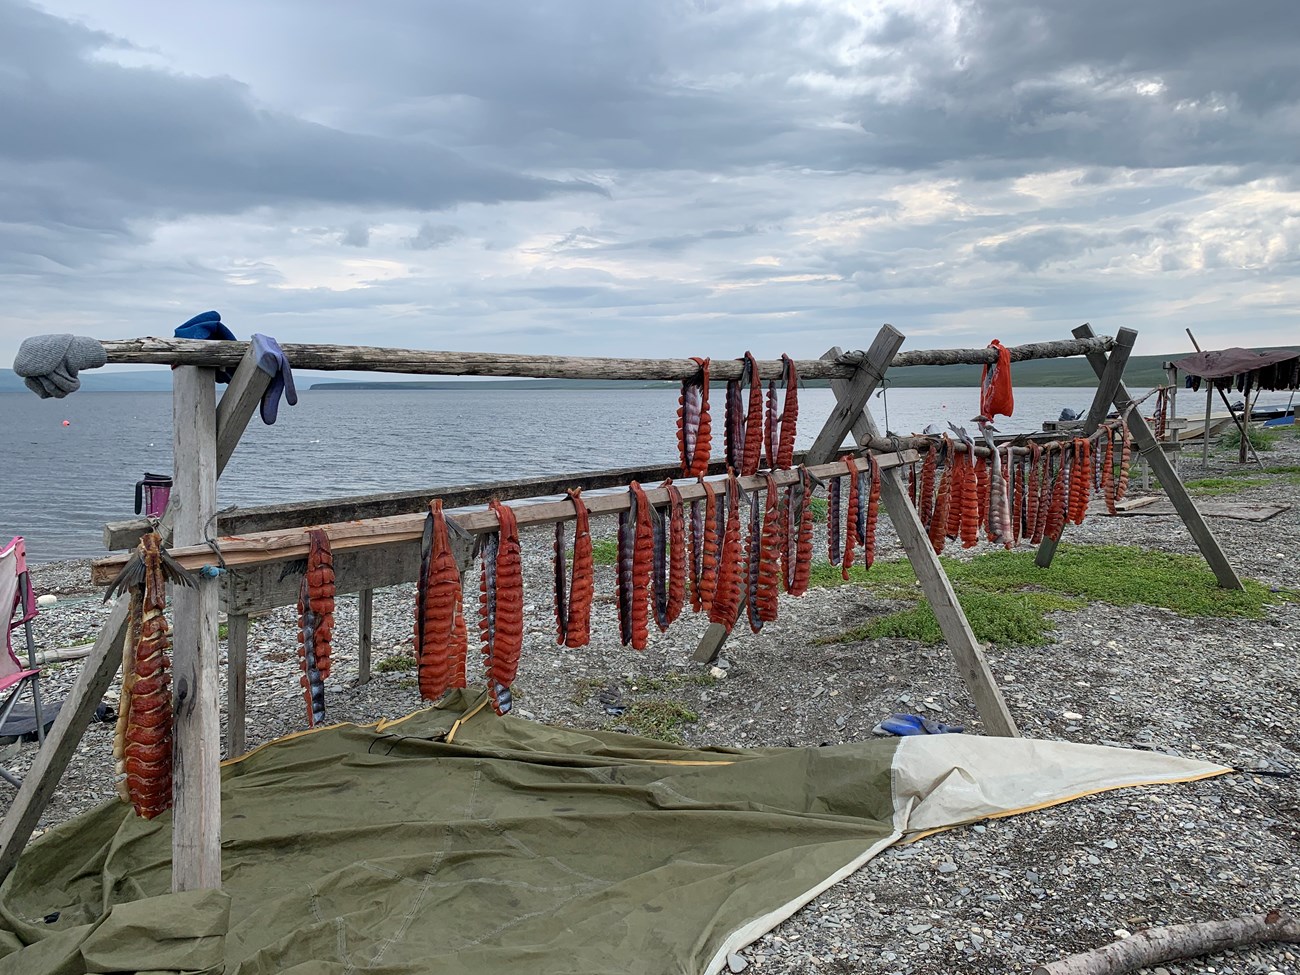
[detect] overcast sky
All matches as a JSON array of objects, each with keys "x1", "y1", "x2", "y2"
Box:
[{"x1": 4, "y1": 0, "x2": 1298, "y2": 370}]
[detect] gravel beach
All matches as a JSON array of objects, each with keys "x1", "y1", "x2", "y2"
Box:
[{"x1": 6, "y1": 434, "x2": 1299, "y2": 975}]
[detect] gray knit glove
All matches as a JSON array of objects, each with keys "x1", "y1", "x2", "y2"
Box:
[{"x1": 13, "y1": 334, "x2": 108, "y2": 398}]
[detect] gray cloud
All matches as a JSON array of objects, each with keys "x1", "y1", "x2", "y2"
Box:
[
  {"x1": 0, "y1": 2, "x2": 603, "y2": 248},
  {"x1": 408, "y1": 223, "x2": 463, "y2": 250},
  {"x1": 3, "y1": 0, "x2": 1300, "y2": 364},
  {"x1": 340, "y1": 224, "x2": 371, "y2": 248}
]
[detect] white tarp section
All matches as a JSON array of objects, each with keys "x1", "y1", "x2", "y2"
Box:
[{"x1": 893, "y1": 735, "x2": 1227, "y2": 836}]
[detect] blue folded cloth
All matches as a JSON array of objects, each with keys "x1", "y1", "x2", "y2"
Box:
[
  {"x1": 174, "y1": 311, "x2": 236, "y2": 382},
  {"x1": 251, "y1": 333, "x2": 297, "y2": 424},
  {"x1": 174, "y1": 310, "x2": 236, "y2": 342},
  {"x1": 871, "y1": 713, "x2": 964, "y2": 737}
]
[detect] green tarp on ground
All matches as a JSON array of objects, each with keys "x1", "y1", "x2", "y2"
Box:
[{"x1": 0, "y1": 690, "x2": 1226, "y2": 975}]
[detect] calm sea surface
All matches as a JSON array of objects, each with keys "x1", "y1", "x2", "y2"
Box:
[{"x1": 5, "y1": 383, "x2": 1284, "y2": 562}]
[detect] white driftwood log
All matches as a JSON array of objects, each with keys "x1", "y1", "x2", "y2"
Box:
[
  {"x1": 1033, "y1": 910, "x2": 1300, "y2": 975},
  {"x1": 97, "y1": 334, "x2": 1114, "y2": 378}
]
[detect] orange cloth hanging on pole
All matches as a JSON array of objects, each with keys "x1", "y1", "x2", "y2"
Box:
[{"x1": 979, "y1": 339, "x2": 1014, "y2": 419}]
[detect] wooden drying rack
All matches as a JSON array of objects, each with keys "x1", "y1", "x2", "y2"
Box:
[{"x1": 0, "y1": 322, "x2": 1242, "y2": 895}]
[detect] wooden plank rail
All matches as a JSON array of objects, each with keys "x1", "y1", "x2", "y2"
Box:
[
  {"x1": 106, "y1": 458, "x2": 763, "y2": 551},
  {"x1": 92, "y1": 450, "x2": 917, "y2": 583},
  {"x1": 97, "y1": 334, "x2": 1113, "y2": 378}
]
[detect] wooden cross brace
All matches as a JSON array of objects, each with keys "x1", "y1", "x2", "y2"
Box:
[
  {"x1": 1034, "y1": 325, "x2": 1242, "y2": 591},
  {"x1": 693, "y1": 326, "x2": 1019, "y2": 738}
]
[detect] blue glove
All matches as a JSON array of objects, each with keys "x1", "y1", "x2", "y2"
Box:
[
  {"x1": 871, "y1": 713, "x2": 964, "y2": 736},
  {"x1": 251, "y1": 333, "x2": 297, "y2": 424},
  {"x1": 174, "y1": 311, "x2": 236, "y2": 382}
]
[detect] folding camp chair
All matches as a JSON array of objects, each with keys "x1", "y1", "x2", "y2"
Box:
[{"x1": 0, "y1": 537, "x2": 47, "y2": 788}]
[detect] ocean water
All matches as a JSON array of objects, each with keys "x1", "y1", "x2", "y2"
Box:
[{"x1": 3, "y1": 382, "x2": 1269, "y2": 562}]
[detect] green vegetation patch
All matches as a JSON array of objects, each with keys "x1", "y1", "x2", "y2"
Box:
[
  {"x1": 1262, "y1": 464, "x2": 1300, "y2": 487},
  {"x1": 1184, "y1": 476, "x2": 1271, "y2": 497},
  {"x1": 820, "y1": 589, "x2": 1085, "y2": 647},
  {"x1": 589, "y1": 539, "x2": 619, "y2": 566},
  {"x1": 1218, "y1": 425, "x2": 1279, "y2": 452},
  {"x1": 613, "y1": 700, "x2": 700, "y2": 743},
  {"x1": 629, "y1": 671, "x2": 718, "y2": 693},
  {"x1": 809, "y1": 496, "x2": 829, "y2": 524},
  {"x1": 809, "y1": 544, "x2": 1292, "y2": 647},
  {"x1": 376, "y1": 654, "x2": 416, "y2": 673}
]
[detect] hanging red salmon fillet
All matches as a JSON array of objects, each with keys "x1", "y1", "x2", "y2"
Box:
[{"x1": 979, "y1": 339, "x2": 1014, "y2": 419}]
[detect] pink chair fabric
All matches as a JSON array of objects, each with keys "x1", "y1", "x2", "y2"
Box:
[{"x1": 1, "y1": 538, "x2": 39, "y2": 693}]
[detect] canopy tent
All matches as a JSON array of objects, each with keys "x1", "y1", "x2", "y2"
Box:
[
  {"x1": 0, "y1": 691, "x2": 1226, "y2": 975},
  {"x1": 1169, "y1": 347, "x2": 1300, "y2": 392}
]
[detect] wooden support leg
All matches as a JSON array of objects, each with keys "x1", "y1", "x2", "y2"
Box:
[
  {"x1": 692, "y1": 326, "x2": 905, "y2": 664},
  {"x1": 1078, "y1": 326, "x2": 1244, "y2": 591},
  {"x1": 693, "y1": 622, "x2": 730, "y2": 664},
  {"x1": 357, "y1": 589, "x2": 374, "y2": 684},
  {"x1": 824, "y1": 348, "x2": 1020, "y2": 737},
  {"x1": 226, "y1": 614, "x2": 249, "y2": 758},
  {"x1": 0, "y1": 599, "x2": 129, "y2": 884},
  {"x1": 170, "y1": 366, "x2": 223, "y2": 892},
  {"x1": 1036, "y1": 323, "x2": 1135, "y2": 569}
]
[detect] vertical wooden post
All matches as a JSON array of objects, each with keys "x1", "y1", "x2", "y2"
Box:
[
  {"x1": 1078, "y1": 326, "x2": 1243, "y2": 590},
  {"x1": 823, "y1": 348, "x2": 1020, "y2": 737},
  {"x1": 693, "y1": 326, "x2": 904, "y2": 664},
  {"x1": 170, "y1": 367, "x2": 222, "y2": 891},
  {"x1": 225, "y1": 614, "x2": 249, "y2": 758},
  {"x1": 1035, "y1": 323, "x2": 1134, "y2": 569},
  {"x1": 1166, "y1": 365, "x2": 1179, "y2": 475},
  {"x1": 1201, "y1": 384, "x2": 1213, "y2": 467},
  {"x1": 357, "y1": 590, "x2": 374, "y2": 685}
]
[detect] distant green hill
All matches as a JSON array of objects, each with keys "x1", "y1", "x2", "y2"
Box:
[{"x1": 878, "y1": 354, "x2": 1171, "y2": 389}]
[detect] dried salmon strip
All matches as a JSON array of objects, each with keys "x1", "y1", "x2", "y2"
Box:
[
  {"x1": 482, "y1": 500, "x2": 524, "y2": 715},
  {"x1": 102, "y1": 532, "x2": 194, "y2": 819},
  {"x1": 554, "y1": 489, "x2": 593, "y2": 649},
  {"x1": 297, "y1": 529, "x2": 334, "y2": 727},
  {"x1": 709, "y1": 472, "x2": 745, "y2": 631},
  {"x1": 416, "y1": 500, "x2": 468, "y2": 702},
  {"x1": 678, "y1": 357, "x2": 712, "y2": 477}
]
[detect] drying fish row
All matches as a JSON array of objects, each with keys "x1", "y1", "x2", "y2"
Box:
[
  {"x1": 906, "y1": 417, "x2": 1135, "y2": 554},
  {"x1": 677, "y1": 352, "x2": 799, "y2": 477},
  {"x1": 414, "y1": 453, "x2": 887, "y2": 718}
]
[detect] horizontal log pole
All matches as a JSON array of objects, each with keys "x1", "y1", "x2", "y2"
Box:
[
  {"x1": 887, "y1": 334, "x2": 1113, "y2": 368},
  {"x1": 102, "y1": 338, "x2": 854, "y2": 381},
  {"x1": 104, "y1": 455, "x2": 815, "y2": 550},
  {"x1": 92, "y1": 450, "x2": 916, "y2": 584},
  {"x1": 96, "y1": 334, "x2": 1113, "y2": 379}
]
